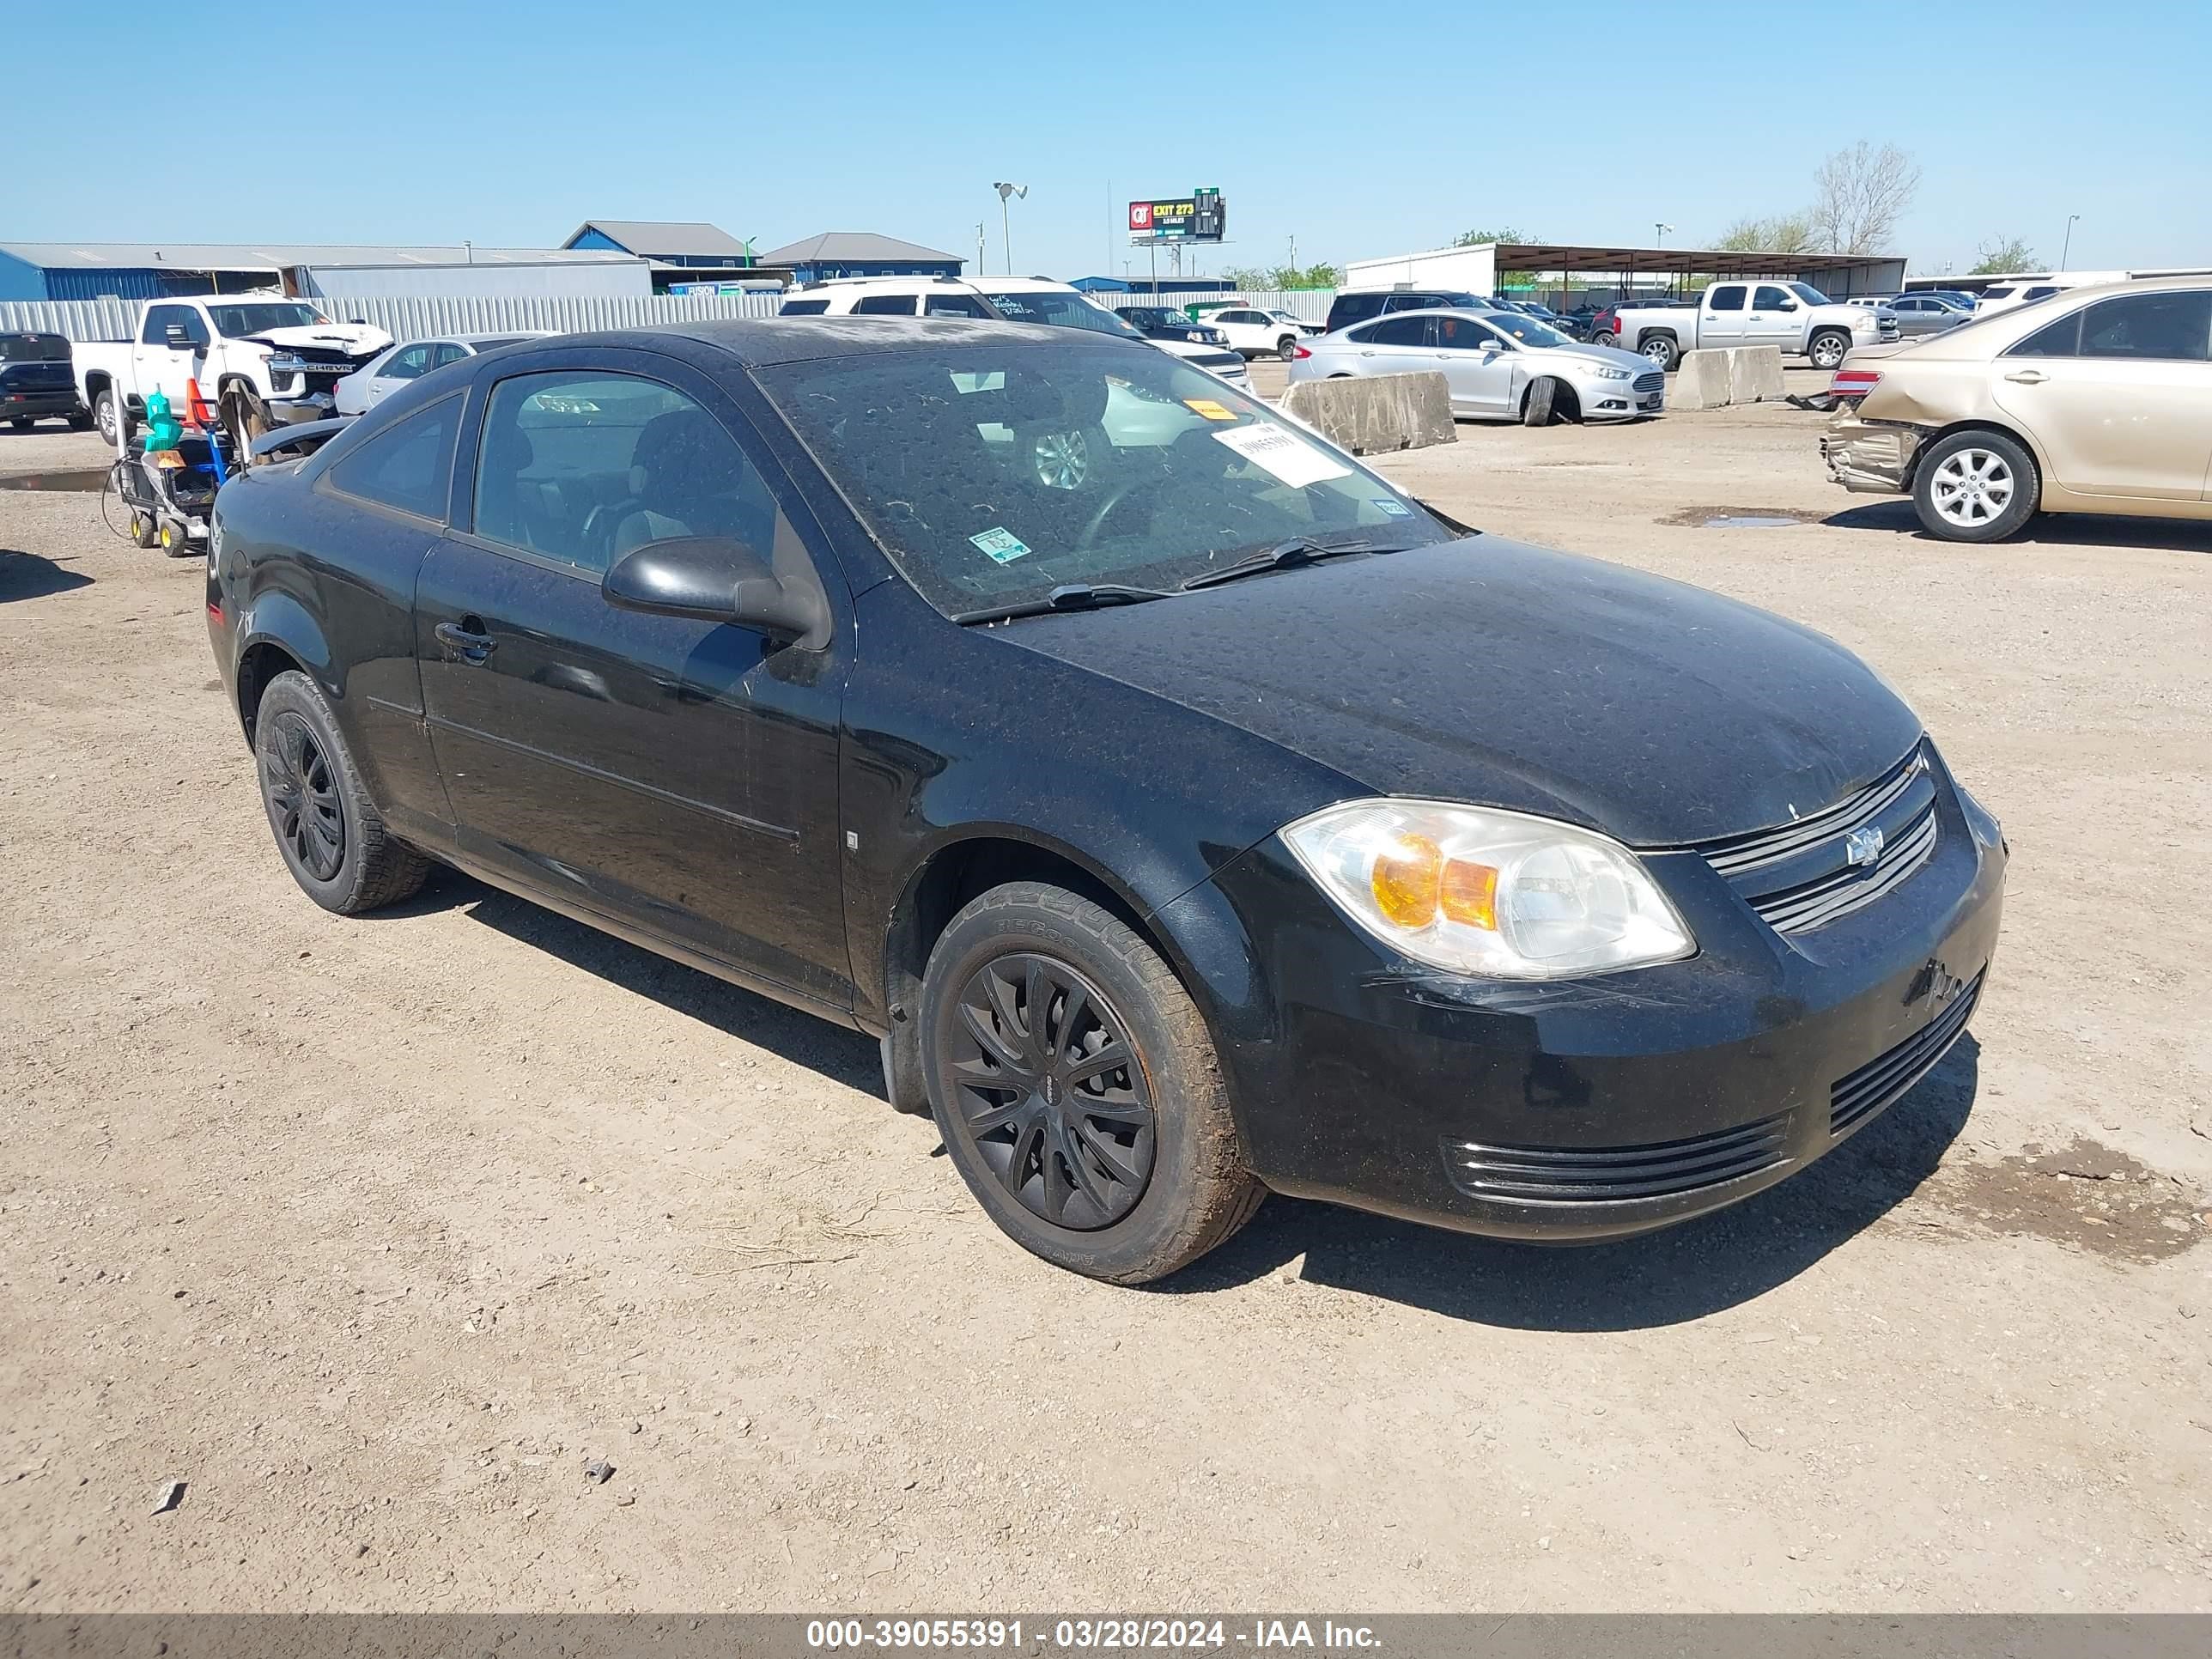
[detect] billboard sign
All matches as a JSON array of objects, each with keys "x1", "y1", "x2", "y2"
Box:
[{"x1": 1129, "y1": 189, "x2": 1225, "y2": 242}]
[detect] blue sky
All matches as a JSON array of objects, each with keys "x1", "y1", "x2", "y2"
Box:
[{"x1": 9, "y1": 1, "x2": 2208, "y2": 279}]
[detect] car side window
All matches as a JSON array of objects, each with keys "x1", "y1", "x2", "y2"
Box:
[
  {"x1": 386, "y1": 344, "x2": 434, "y2": 380},
  {"x1": 1362, "y1": 315, "x2": 1431, "y2": 347},
  {"x1": 2075, "y1": 291, "x2": 2212, "y2": 362},
  {"x1": 1432, "y1": 314, "x2": 1497, "y2": 351},
  {"x1": 923, "y1": 294, "x2": 991, "y2": 318},
  {"x1": 471, "y1": 370, "x2": 784, "y2": 578},
  {"x1": 853, "y1": 294, "x2": 917, "y2": 316},
  {"x1": 1753, "y1": 285, "x2": 1791, "y2": 310},
  {"x1": 325, "y1": 392, "x2": 459, "y2": 522},
  {"x1": 779, "y1": 299, "x2": 831, "y2": 315},
  {"x1": 1708, "y1": 285, "x2": 1746, "y2": 312},
  {"x1": 2010, "y1": 312, "x2": 2082, "y2": 357},
  {"x1": 143, "y1": 304, "x2": 204, "y2": 346},
  {"x1": 430, "y1": 343, "x2": 471, "y2": 368}
]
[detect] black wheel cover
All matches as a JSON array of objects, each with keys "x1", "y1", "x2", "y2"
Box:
[
  {"x1": 263, "y1": 710, "x2": 346, "y2": 882},
  {"x1": 941, "y1": 952, "x2": 1157, "y2": 1230}
]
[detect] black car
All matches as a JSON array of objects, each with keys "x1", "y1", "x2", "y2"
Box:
[
  {"x1": 1, "y1": 332, "x2": 89, "y2": 429},
  {"x1": 207, "y1": 319, "x2": 2005, "y2": 1284},
  {"x1": 1112, "y1": 306, "x2": 1229, "y2": 349},
  {"x1": 1322, "y1": 289, "x2": 1493, "y2": 334}
]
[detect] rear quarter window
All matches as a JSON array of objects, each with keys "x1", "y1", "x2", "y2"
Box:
[{"x1": 323, "y1": 393, "x2": 459, "y2": 521}]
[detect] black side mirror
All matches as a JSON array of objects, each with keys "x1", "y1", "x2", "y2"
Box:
[{"x1": 602, "y1": 536, "x2": 828, "y2": 647}]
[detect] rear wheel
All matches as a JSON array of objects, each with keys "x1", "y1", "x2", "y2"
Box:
[
  {"x1": 921, "y1": 882, "x2": 1263, "y2": 1284},
  {"x1": 158, "y1": 520, "x2": 195, "y2": 557},
  {"x1": 253, "y1": 670, "x2": 429, "y2": 914},
  {"x1": 1275, "y1": 335, "x2": 1299, "y2": 362},
  {"x1": 1639, "y1": 334, "x2": 1679, "y2": 372},
  {"x1": 128, "y1": 510, "x2": 160, "y2": 550},
  {"x1": 1911, "y1": 429, "x2": 2039, "y2": 543}
]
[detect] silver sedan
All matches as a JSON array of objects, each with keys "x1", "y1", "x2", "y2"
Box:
[
  {"x1": 333, "y1": 331, "x2": 556, "y2": 417},
  {"x1": 1289, "y1": 308, "x2": 1665, "y2": 425}
]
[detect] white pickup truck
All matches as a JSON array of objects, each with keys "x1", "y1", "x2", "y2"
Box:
[
  {"x1": 72, "y1": 295, "x2": 391, "y2": 449},
  {"x1": 1603, "y1": 281, "x2": 1897, "y2": 372}
]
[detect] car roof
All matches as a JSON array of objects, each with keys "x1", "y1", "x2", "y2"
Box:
[{"x1": 521, "y1": 315, "x2": 1121, "y2": 368}]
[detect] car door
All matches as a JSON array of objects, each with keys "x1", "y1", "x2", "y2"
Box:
[
  {"x1": 1345, "y1": 313, "x2": 1438, "y2": 379},
  {"x1": 1428, "y1": 313, "x2": 1516, "y2": 416},
  {"x1": 1994, "y1": 289, "x2": 2212, "y2": 501},
  {"x1": 415, "y1": 347, "x2": 856, "y2": 1008},
  {"x1": 1741, "y1": 284, "x2": 1801, "y2": 348},
  {"x1": 368, "y1": 343, "x2": 436, "y2": 408},
  {"x1": 135, "y1": 303, "x2": 207, "y2": 404},
  {"x1": 1698, "y1": 285, "x2": 1747, "y2": 348}
]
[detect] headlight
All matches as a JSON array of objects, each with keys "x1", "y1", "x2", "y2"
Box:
[
  {"x1": 1589, "y1": 365, "x2": 1632, "y2": 380},
  {"x1": 1281, "y1": 799, "x2": 1695, "y2": 979}
]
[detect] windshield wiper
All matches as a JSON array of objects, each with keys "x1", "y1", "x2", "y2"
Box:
[
  {"x1": 953, "y1": 582, "x2": 1176, "y2": 626},
  {"x1": 1179, "y1": 536, "x2": 1410, "y2": 592}
]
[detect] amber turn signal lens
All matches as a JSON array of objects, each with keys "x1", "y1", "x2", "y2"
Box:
[
  {"x1": 1370, "y1": 834, "x2": 1443, "y2": 927},
  {"x1": 1439, "y1": 859, "x2": 1499, "y2": 929}
]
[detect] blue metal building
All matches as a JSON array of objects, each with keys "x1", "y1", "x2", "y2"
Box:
[{"x1": 758, "y1": 232, "x2": 963, "y2": 283}]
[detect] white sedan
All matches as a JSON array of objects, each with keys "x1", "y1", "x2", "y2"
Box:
[
  {"x1": 1290, "y1": 307, "x2": 1665, "y2": 425},
  {"x1": 333, "y1": 331, "x2": 555, "y2": 416}
]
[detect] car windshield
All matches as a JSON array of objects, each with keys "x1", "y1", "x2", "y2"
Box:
[
  {"x1": 756, "y1": 343, "x2": 1453, "y2": 617},
  {"x1": 980, "y1": 290, "x2": 1143, "y2": 338},
  {"x1": 1787, "y1": 283, "x2": 1832, "y2": 307},
  {"x1": 0, "y1": 332, "x2": 70, "y2": 363},
  {"x1": 1484, "y1": 313, "x2": 1575, "y2": 348},
  {"x1": 207, "y1": 302, "x2": 331, "y2": 338},
  {"x1": 1122, "y1": 309, "x2": 1176, "y2": 328}
]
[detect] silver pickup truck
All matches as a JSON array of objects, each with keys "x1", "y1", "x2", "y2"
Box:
[{"x1": 1601, "y1": 281, "x2": 1897, "y2": 371}]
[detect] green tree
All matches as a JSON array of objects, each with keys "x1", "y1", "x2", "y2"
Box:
[
  {"x1": 1968, "y1": 237, "x2": 2038, "y2": 275},
  {"x1": 1453, "y1": 227, "x2": 1530, "y2": 247},
  {"x1": 1713, "y1": 213, "x2": 1816, "y2": 254}
]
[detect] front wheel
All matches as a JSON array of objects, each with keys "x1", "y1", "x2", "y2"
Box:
[
  {"x1": 921, "y1": 882, "x2": 1264, "y2": 1284},
  {"x1": 253, "y1": 670, "x2": 430, "y2": 914},
  {"x1": 93, "y1": 390, "x2": 118, "y2": 443},
  {"x1": 1912, "y1": 429, "x2": 2039, "y2": 543},
  {"x1": 1522, "y1": 377, "x2": 1563, "y2": 427},
  {"x1": 1808, "y1": 330, "x2": 1851, "y2": 370}
]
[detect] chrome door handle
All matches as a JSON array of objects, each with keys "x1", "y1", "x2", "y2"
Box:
[
  {"x1": 1358, "y1": 349, "x2": 1376, "y2": 356},
  {"x1": 2004, "y1": 370, "x2": 2047, "y2": 384}
]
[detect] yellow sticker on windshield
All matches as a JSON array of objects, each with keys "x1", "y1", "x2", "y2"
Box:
[{"x1": 1183, "y1": 398, "x2": 1237, "y2": 422}]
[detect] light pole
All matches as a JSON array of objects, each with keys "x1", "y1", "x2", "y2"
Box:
[
  {"x1": 2061, "y1": 214, "x2": 2080, "y2": 269},
  {"x1": 1654, "y1": 221, "x2": 1674, "y2": 247},
  {"x1": 992, "y1": 182, "x2": 1027, "y2": 275},
  {"x1": 975, "y1": 222, "x2": 986, "y2": 275}
]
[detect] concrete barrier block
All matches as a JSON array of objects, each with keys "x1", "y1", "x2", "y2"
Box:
[
  {"x1": 1280, "y1": 371, "x2": 1456, "y2": 455},
  {"x1": 1670, "y1": 349, "x2": 1734, "y2": 411},
  {"x1": 1727, "y1": 345, "x2": 1786, "y2": 404}
]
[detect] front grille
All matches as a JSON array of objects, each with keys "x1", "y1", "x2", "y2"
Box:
[
  {"x1": 1829, "y1": 969, "x2": 1983, "y2": 1138},
  {"x1": 1698, "y1": 746, "x2": 1940, "y2": 934},
  {"x1": 1444, "y1": 1112, "x2": 1790, "y2": 1204},
  {"x1": 1634, "y1": 371, "x2": 1664, "y2": 393}
]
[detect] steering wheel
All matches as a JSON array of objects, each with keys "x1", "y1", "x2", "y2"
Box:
[
  {"x1": 1078, "y1": 478, "x2": 1146, "y2": 549},
  {"x1": 581, "y1": 497, "x2": 644, "y2": 562}
]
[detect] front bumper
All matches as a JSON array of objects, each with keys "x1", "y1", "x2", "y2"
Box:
[
  {"x1": 1576, "y1": 374, "x2": 1664, "y2": 419},
  {"x1": 1166, "y1": 751, "x2": 2005, "y2": 1242},
  {"x1": 1822, "y1": 416, "x2": 1922, "y2": 494}
]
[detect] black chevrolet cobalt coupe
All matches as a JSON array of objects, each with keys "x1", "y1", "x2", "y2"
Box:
[{"x1": 207, "y1": 318, "x2": 2005, "y2": 1282}]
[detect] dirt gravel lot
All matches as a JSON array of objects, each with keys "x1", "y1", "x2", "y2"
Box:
[{"x1": 3, "y1": 383, "x2": 2209, "y2": 1614}]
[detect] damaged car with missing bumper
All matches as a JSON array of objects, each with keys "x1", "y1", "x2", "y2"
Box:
[
  {"x1": 206, "y1": 315, "x2": 2006, "y2": 1284},
  {"x1": 1822, "y1": 274, "x2": 2212, "y2": 542}
]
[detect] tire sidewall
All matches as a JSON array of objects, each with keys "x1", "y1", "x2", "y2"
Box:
[
  {"x1": 1810, "y1": 331, "x2": 1849, "y2": 370},
  {"x1": 921, "y1": 896, "x2": 1224, "y2": 1281},
  {"x1": 1912, "y1": 430, "x2": 2039, "y2": 543},
  {"x1": 253, "y1": 672, "x2": 374, "y2": 913}
]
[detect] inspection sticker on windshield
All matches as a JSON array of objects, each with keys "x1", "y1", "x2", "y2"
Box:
[
  {"x1": 1182, "y1": 398, "x2": 1237, "y2": 422},
  {"x1": 969, "y1": 526, "x2": 1032, "y2": 564},
  {"x1": 1372, "y1": 498, "x2": 1414, "y2": 518},
  {"x1": 1212, "y1": 422, "x2": 1351, "y2": 488}
]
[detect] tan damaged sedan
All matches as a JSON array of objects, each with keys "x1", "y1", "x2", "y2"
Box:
[{"x1": 1822, "y1": 276, "x2": 2212, "y2": 542}]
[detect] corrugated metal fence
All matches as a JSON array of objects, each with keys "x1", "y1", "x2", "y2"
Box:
[{"x1": 1, "y1": 286, "x2": 1342, "y2": 344}]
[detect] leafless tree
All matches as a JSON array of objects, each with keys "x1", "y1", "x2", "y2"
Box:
[{"x1": 1808, "y1": 143, "x2": 1921, "y2": 254}]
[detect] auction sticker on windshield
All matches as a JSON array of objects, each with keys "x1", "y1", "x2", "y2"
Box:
[
  {"x1": 969, "y1": 526, "x2": 1032, "y2": 564},
  {"x1": 1212, "y1": 422, "x2": 1352, "y2": 489}
]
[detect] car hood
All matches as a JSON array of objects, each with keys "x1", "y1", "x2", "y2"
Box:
[
  {"x1": 1001, "y1": 538, "x2": 1922, "y2": 847},
  {"x1": 1546, "y1": 342, "x2": 1656, "y2": 374},
  {"x1": 241, "y1": 322, "x2": 395, "y2": 357}
]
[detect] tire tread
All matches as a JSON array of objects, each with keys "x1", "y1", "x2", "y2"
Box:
[{"x1": 258, "y1": 670, "x2": 429, "y2": 914}]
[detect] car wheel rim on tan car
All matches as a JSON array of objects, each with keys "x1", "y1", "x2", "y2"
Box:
[{"x1": 1929, "y1": 447, "x2": 2016, "y2": 529}]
